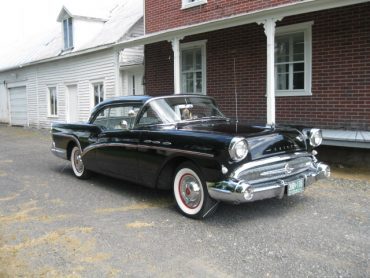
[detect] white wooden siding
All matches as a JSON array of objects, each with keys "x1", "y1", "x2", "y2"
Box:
[
  {"x1": 36, "y1": 49, "x2": 116, "y2": 128},
  {"x1": 0, "y1": 48, "x2": 117, "y2": 128}
]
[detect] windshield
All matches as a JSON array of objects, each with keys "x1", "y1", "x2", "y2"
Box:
[{"x1": 137, "y1": 96, "x2": 226, "y2": 126}]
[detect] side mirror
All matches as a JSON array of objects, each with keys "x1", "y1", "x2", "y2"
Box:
[{"x1": 120, "y1": 120, "x2": 128, "y2": 129}]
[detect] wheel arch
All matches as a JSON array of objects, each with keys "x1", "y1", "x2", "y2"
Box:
[
  {"x1": 155, "y1": 155, "x2": 222, "y2": 190},
  {"x1": 66, "y1": 141, "x2": 76, "y2": 161}
]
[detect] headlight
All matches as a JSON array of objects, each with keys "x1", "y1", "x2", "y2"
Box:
[
  {"x1": 229, "y1": 137, "x2": 248, "y2": 161},
  {"x1": 309, "y1": 128, "x2": 323, "y2": 147}
]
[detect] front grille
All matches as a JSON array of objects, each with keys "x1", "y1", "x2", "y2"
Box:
[{"x1": 236, "y1": 156, "x2": 313, "y2": 185}]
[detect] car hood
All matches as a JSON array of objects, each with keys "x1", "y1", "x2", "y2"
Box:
[{"x1": 177, "y1": 120, "x2": 307, "y2": 159}]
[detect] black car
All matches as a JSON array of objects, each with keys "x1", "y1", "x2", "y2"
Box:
[{"x1": 51, "y1": 95, "x2": 330, "y2": 218}]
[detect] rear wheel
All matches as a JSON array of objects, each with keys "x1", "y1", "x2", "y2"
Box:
[
  {"x1": 173, "y1": 162, "x2": 219, "y2": 219},
  {"x1": 71, "y1": 146, "x2": 90, "y2": 179}
]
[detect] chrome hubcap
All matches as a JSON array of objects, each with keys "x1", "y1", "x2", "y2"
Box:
[
  {"x1": 179, "y1": 174, "x2": 202, "y2": 209},
  {"x1": 74, "y1": 150, "x2": 84, "y2": 173}
]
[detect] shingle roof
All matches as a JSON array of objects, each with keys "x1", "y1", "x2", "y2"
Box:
[{"x1": 0, "y1": 0, "x2": 143, "y2": 72}]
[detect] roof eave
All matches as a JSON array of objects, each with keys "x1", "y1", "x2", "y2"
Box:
[{"x1": 114, "y1": 0, "x2": 370, "y2": 49}]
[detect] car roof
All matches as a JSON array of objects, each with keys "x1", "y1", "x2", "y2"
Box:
[
  {"x1": 91, "y1": 95, "x2": 151, "y2": 114},
  {"x1": 89, "y1": 94, "x2": 217, "y2": 122},
  {"x1": 91, "y1": 94, "x2": 215, "y2": 115}
]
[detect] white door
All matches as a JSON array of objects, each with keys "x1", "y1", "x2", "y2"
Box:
[
  {"x1": 67, "y1": 85, "x2": 78, "y2": 123},
  {"x1": 127, "y1": 69, "x2": 144, "y2": 95},
  {"x1": 9, "y1": 86, "x2": 28, "y2": 126},
  {"x1": 0, "y1": 84, "x2": 9, "y2": 123}
]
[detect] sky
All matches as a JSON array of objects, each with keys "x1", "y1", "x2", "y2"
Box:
[{"x1": 0, "y1": 0, "x2": 122, "y2": 52}]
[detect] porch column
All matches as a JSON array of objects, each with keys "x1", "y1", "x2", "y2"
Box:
[
  {"x1": 259, "y1": 18, "x2": 281, "y2": 126},
  {"x1": 170, "y1": 37, "x2": 183, "y2": 94}
]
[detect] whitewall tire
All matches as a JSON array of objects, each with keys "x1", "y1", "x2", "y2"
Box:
[
  {"x1": 173, "y1": 162, "x2": 219, "y2": 219},
  {"x1": 71, "y1": 146, "x2": 90, "y2": 179}
]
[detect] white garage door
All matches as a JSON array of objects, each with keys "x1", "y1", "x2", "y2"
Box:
[{"x1": 9, "y1": 86, "x2": 28, "y2": 126}]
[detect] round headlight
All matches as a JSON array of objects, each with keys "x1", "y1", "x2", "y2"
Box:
[
  {"x1": 309, "y1": 129, "x2": 323, "y2": 147},
  {"x1": 229, "y1": 137, "x2": 248, "y2": 161}
]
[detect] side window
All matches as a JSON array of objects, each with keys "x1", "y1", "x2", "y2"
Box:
[
  {"x1": 137, "y1": 106, "x2": 163, "y2": 126},
  {"x1": 93, "y1": 104, "x2": 141, "y2": 130},
  {"x1": 93, "y1": 107, "x2": 109, "y2": 129}
]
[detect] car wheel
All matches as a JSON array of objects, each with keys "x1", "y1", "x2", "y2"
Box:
[
  {"x1": 173, "y1": 162, "x2": 219, "y2": 219},
  {"x1": 71, "y1": 146, "x2": 90, "y2": 179}
]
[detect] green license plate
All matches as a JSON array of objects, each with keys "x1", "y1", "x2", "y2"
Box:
[{"x1": 287, "y1": 178, "x2": 304, "y2": 196}]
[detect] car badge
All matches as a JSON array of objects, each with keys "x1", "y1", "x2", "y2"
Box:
[{"x1": 285, "y1": 163, "x2": 294, "y2": 174}]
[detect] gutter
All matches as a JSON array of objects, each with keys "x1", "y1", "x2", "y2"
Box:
[{"x1": 111, "y1": 0, "x2": 369, "y2": 50}]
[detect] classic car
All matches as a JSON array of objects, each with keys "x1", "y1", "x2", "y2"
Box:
[{"x1": 51, "y1": 95, "x2": 330, "y2": 218}]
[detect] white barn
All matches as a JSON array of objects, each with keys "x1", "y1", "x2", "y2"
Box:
[{"x1": 0, "y1": 0, "x2": 144, "y2": 128}]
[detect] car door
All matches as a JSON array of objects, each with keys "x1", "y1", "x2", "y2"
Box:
[
  {"x1": 134, "y1": 104, "x2": 176, "y2": 188},
  {"x1": 91, "y1": 103, "x2": 142, "y2": 182}
]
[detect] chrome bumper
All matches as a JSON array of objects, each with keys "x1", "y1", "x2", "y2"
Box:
[{"x1": 207, "y1": 162, "x2": 330, "y2": 204}]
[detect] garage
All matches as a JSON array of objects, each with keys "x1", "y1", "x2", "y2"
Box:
[{"x1": 9, "y1": 86, "x2": 28, "y2": 126}]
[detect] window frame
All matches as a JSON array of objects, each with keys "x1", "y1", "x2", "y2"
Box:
[
  {"x1": 91, "y1": 82, "x2": 105, "y2": 108},
  {"x1": 180, "y1": 40, "x2": 207, "y2": 95},
  {"x1": 275, "y1": 21, "x2": 313, "y2": 97},
  {"x1": 47, "y1": 86, "x2": 58, "y2": 118},
  {"x1": 181, "y1": 0, "x2": 207, "y2": 9},
  {"x1": 63, "y1": 17, "x2": 73, "y2": 50},
  {"x1": 91, "y1": 103, "x2": 142, "y2": 131}
]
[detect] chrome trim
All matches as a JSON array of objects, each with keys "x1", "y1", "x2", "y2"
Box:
[
  {"x1": 207, "y1": 162, "x2": 330, "y2": 204},
  {"x1": 82, "y1": 143, "x2": 137, "y2": 157},
  {"x1": 229, "y1": 137, "x2": 248, "y2": 162},
  {"x1": 231, "y1": 152, "x2": 310, "y2": 179},
  {"x1": 80, "y1": 142, "x2": 214, "y2": 158},
  {"x1": 51, "y1": 146, "x2": 68, "y2": 160},
  {"x1": 309, "y1": 128, "x2": 323, "y2": 147},
  {"x1": 137, "y1": 144, "x2": 214, "y2": 158}
]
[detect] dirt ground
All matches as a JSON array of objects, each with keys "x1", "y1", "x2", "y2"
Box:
[{"x1": 0, "y1": 126, "x2": 369, "y2": 277}]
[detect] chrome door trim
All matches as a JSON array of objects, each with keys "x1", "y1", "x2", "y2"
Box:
[{"x1": 80, "y1": 142, "x2": 214, "y2": 158}]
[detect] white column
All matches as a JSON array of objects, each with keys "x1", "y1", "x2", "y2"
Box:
[
  {"x1": 170, "y1": 37, "x2": 183, "y2": 94},
  {"x1": 259, "y1": 18, "x2": 281, "y2": 126},
  {"x1": 114, "y1": 50, "x2": 121, "y2": 96}
]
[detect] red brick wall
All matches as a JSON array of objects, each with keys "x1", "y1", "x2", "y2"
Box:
[
  {"x1": 145, "y1": 3, "x2": 370, "y2": 130},
  {"x1": 145, "y1": 0, "x2": 299, "y2": 33}
]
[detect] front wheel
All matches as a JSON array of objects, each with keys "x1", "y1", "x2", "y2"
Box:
[
  {"x1": 173, "y1": 162, "x2": 219, "y2": 219},
  {"x1": 71, "y1": 146, "x2": 90, "y2": 179}
]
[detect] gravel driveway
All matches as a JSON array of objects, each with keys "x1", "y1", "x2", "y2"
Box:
[{"x1": 0, "y1": 125, "x2": 369, "y2": 277}]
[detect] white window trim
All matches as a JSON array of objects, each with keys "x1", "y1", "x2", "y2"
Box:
[
  {"x1": 90, "y1": 81, "x2": 105, "y2": 110},
  {"x1": 47, "y1": 86, "x2": 58, "y2": 118},
  {"x1": 180, "y1": 40, "x2": 207, "y2": 95},
  {"x1": 275, "y1": 21, "x2": 313, "y2": 97},
  {"x1": 181, "y1": 0, "x2": 207, "y2": 10}
]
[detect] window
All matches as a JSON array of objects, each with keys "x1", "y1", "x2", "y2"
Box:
[
  {"x1": 48, "y1": 87, "x2": 58, "y2": 117},
  {"x1": 180, "y1": 41, "x2": 207, "y2": 94},
  {"x1": 93, "y1": 83, "x2": 104, "y2": 107},
  {"x1": 275, "y1": 21, "x2": 313, "y2": 96},
  {"x1": 63, "y1": 17, "x2": 73, "y2": 49},
  {"x1": 181, "y1": 0, "x2": 207, "y2": 9},
  {"x1": 93, "y1": 104, "x2": 141, "y2": 130}
]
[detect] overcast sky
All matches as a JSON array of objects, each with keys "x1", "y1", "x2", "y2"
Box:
[{"x1": 0, "y1": 0, "x2": 122, "y2": 52}]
